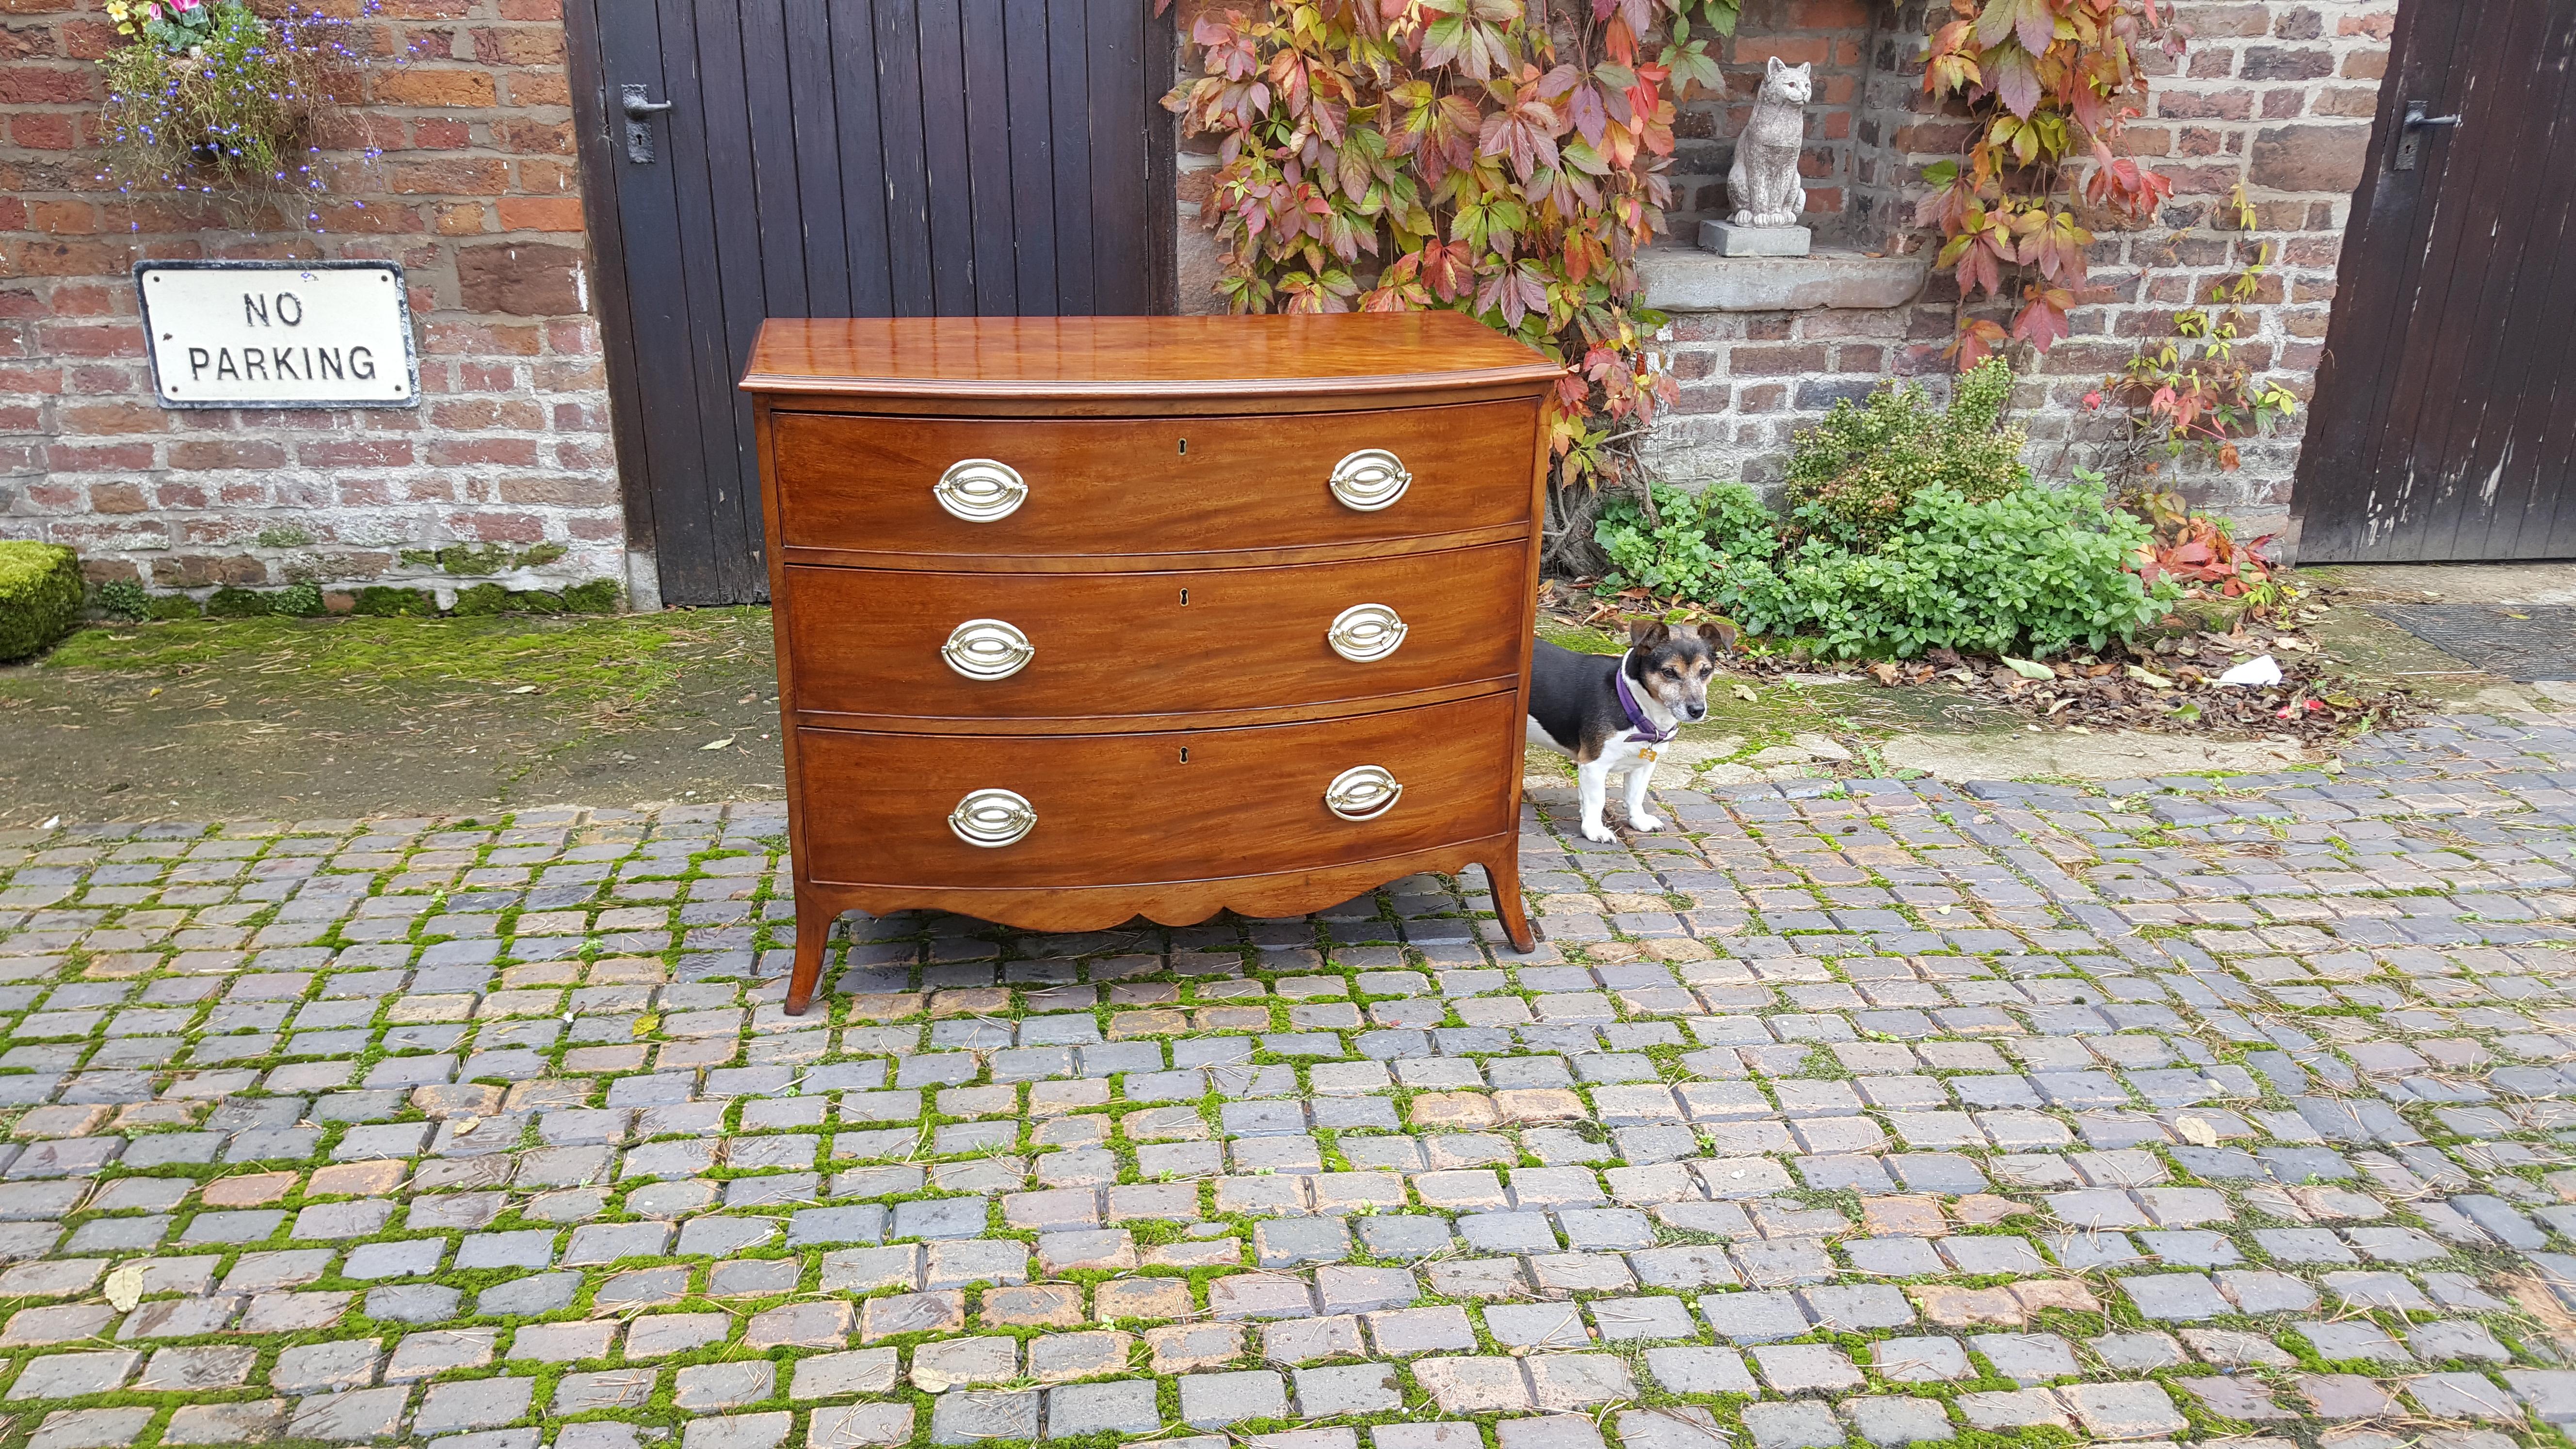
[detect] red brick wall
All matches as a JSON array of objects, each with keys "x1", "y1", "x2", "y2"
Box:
[
  {"x1": 0, "y1": 0, "x2": 623, "y2": 599},
  {"x1": 1648, "y1": 0, "x2": 2397, "y2": 542},
  {"x1": 1672, "y1": 0, "x2": 1878, "y2": 241}
]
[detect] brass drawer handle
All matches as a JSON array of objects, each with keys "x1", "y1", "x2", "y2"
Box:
[
  {"x1": 942, "y1": 618, "x2": 1035, "y2": 680},
  {"x1": 1327, "y1": 448, "x2": 1411, "y2": 512},
  {"x1": 1324, "y1": 765, "x2": 1402, "y2": 822},
  {"x1": 1327, "y1": 603, "x2": 1407, "y2": 663},
  {"x1": 933, "y1": 459, "x2": 1028, "y2": 522},
  {"x1": 949, "y1": 788, "x2": 1036, "y2": 848}
]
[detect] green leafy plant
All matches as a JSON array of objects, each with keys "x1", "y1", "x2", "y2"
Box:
[
  {"x1": 1782, "y1": 355, "x2": 2028, "y2": 549},
  {"x1": 97, "y1": 0, "x2": 388, "y2": 226},
  {"x1": 1595, "y1": 371, "x2": 2175, "y2": 659},
  {"x1": 94, "y1": 579, "x2": 153, "y2": 623},
  {"x1": 273, "y1": 582, "x2": 327, "y2": 616},
  {"x1": 1160, "y1": 0, "x2": 1747, "y2": 494},
  {"x1": 1724, "y1": 480, "x2": 2175, "y2": 658},
  {"x1": 1597, "y1": 481, "x2": 1775, "y2": 596},
  {"x1": 1916, "y1": 0, "x2": 2189, "y2": 366}
]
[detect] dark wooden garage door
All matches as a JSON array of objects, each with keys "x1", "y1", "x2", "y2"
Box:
[
  {"x1": 2292, "y1": 0, "x2": 2576, "y2": 564},
  {"x1": 566, "y1": 0, "x2": 1175, "y2": 605}
]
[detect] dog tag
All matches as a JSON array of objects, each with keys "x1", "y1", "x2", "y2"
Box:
[{"x1": 1639, "y1": 749, "x2": 1658, "y2": 762}]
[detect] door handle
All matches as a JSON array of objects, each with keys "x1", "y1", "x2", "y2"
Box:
[
  {"x1": 621, "y1": 84, "x2": 675, "y2": 163},
  {"x1": 2394, "y1": 100, "x2": 2461, "y2": 171}
]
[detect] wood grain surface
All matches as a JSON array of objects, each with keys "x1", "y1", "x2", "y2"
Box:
[
  {"x1": 793, "y1": 690, "x2": 1521, "y2": 889},
  {"x1": 780, "y1": 542, "x2": 1526, "y2": 723},
  {"x1": 771, "y1": 400, "x2": 1542, "y2": 557},
  {"x1": 743, "y1": 312, "x2": 1565, "y2": 398}
]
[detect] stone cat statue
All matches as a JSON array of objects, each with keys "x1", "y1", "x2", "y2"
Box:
[{"x1": 1729, "y1": 56, "x2": 1812, "y2": 229}]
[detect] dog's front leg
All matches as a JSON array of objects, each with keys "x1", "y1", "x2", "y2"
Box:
[
  {"x1": 1576, "y1": 758, "x2": 1615, "y2": 843},
  {"x1": 1624, "y1": 756, "x2": 1665, "y2": 833}
]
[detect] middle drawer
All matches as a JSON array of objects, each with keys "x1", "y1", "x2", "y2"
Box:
[{"x1": 783, "y1": 541, "x2": 1526, "y2": 725}]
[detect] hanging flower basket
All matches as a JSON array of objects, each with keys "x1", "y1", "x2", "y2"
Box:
[{"x1": 97, "y1": 0, "x2": 382, "y2": 229}]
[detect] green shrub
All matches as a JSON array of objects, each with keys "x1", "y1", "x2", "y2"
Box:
[
  {"x1": 273, "y1": 582, "x2": 326, "y2": 617},
  {"x1": 1593, "y1": 367, "x2": 2175, "y2": 660},
  {"x1": 0, "y1": 542, "x2": 83, "y2": 662},
  {"x1": 1597, "y1": 483, "x2": 1778, "y2": 597},
  {"x1": 1783, "y1": 356, "x2": 2028, "y2": 549},
  {"x1": 148, "y1": 593, "x2": 202, "y2": 620},
  {"x1": 204, "y1": 586, "x2": 273, "y2": 618},
  {"x1": 94, "y1": 579, "x2": 151, "y2": 622},
  {"x1": 561, "y1": 579, "x2": 623, "y2": 613},
  {"x1": 1722, "y1": 481, "x2": 2174, "y2": 659},
  {"x1": 354, "y1": 586, "x2": 435, "y2": 617}
]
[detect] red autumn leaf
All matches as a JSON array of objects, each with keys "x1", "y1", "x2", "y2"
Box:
[
  {"x1": 1987, "y1": 44, "x2": 2043, "y2": 117},
  {"x1": 1417, "y1": 239, "x2": 1473, "y2": 301},
  {"x1": 2012, "y1": 293, "x2": 2069, "y2": 350},
  {"x1": 1568, "y1": 84, "x2": 1608, "y2": 146}
]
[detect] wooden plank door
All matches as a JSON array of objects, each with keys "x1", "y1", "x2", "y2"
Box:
[
  {"x1": 2291, "y1": 0, "x2": 2576, "y2": 564},
  {"x1": 566, "y1": 0, "x2": 1175, "y2": 605}
]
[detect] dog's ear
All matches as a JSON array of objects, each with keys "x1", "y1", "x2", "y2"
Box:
[
  {"x1": 1697, "y1": 617, "x2": 1740, "y2": 655},
  {"x1": 1628, "y1": 618, "x2": 1670, "y2": 649}
]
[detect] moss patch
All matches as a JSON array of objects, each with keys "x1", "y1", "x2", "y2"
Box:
[{"x1": 45, "y1": 611, "x2": 716, "y2": 706}]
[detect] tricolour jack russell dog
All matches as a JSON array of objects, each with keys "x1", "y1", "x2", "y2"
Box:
[{"x1": 1526, "y1": 619, "x2": 1737, "y2": 843}]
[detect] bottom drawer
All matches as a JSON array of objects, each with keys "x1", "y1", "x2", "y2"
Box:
[{"x1": 796, "y1": 691, "x2": 1520, "y2": 889}]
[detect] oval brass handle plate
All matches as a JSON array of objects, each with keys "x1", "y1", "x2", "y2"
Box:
[
  {"x1": 949, "y1": 788, "x2": 1036, "y2": 847},
  {"x1": 1327, "y1": 603, "x2": 1407, "y2": 663},
  {"x1": 1324, "y1": 764, "x2": 1403, "y2": 821},
  {"x1": 942, "y1": 618, "x2": 1035, "y2": 680},
  {"x1": 1327, "y1": 448, "x2": 1411, "y2": 512},
  {"x1": 932, "y1": 459, "x2": 1028, "y2": 522}
]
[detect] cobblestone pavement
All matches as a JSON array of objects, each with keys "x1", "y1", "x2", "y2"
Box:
[{"x1": 2, "y1": 713, "x2": 2575, "y2": 1449}]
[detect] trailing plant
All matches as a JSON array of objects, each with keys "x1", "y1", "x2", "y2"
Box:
[
  {"x1": 97, "y1": 0, "x2": 387, "y2": 228},
  {"x1": 1915, "y1": 0, "x2": 2190, "y2": 366},
  {"x1": 2076, "y1": 188, "x2": 2301, "y2": 482},
  {"x1": 1781, "y1": 355, "x2": 2027, "y2": 549},
  {"x1": 1160, "y1": 0, "x2": 1747, "y2": 496}
]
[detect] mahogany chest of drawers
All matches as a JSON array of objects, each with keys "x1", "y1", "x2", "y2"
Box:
[{"x1": 741, "y1": 315, "x2": 1558, "y2": 1014}]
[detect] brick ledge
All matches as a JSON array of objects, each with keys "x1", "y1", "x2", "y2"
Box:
[{"x1": 1640, "y1": 242, "x2": 1932, "y2": 313}]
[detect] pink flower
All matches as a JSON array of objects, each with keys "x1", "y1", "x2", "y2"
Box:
[{"x1": 168, "y1": 0, "x2": 204, "y2": 13}]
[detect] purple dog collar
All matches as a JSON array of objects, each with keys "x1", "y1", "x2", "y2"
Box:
[{"x1": 1614, "y1": 649, "x2": 1678, "y2": 745}]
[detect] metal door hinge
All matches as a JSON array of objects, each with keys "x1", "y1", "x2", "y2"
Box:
[
  {"x1": 2395, "y1": 100, "x2": 2461, "y2": 172},
  {"x1": 622, "y1": 85, "x2": 675, "y2": 163}
]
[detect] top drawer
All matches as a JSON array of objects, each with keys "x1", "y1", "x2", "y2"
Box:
[{"x1": 769, "y1": 400, "x2": 1540, "y2": 560}]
